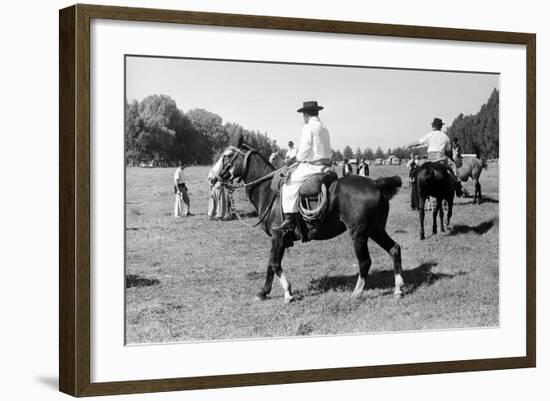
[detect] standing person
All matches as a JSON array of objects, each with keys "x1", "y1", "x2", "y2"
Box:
[
  {"x1": 274, "y1": 101, "x2": 332, "y2": 233},
  {"x1": 285, "y1": 141, "x2": 297, "y2": 166},
  {"x1": 406, "y1": 153, "x2": 416, "y2": 169},
  {"x1": 173, "y1": 162, "x2": 191, "y2": 217},
  {"x1": 451, "y1": 137, "x2": 463, "y2": 176},
  {"x1": 363, "y1": 159, "x2": 369, "y2": 176},
  {"x1": 408, "y1": 154, "x2": 419, "y2": 210},
  {"x1": 207, "y1": 177, "x2": 229, "y2": 221},
  {"x1": 342, "y1": 159, "x2": 352, "y2": 176},
  {"x1": 357, "y1": 159, "x2": 368, "y2": 177}
]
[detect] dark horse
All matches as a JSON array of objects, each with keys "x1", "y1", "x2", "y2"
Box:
[
  {"x1": 415, "y1": 161, "x2": 459, "y2": 240},
  {"x1": 212, "y1": 140, "x2": 404, "y2": 303}
]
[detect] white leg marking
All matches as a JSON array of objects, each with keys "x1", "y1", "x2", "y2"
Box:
[
  {"x1": 351, "y1": 276, "x2": 366, "y2": 298},
  {"x1": 278, "y1": 273, "x2": 294, "y2": 303},
  {"x1": 394, "y1": 273, "x2": 404, "y2": 296}
]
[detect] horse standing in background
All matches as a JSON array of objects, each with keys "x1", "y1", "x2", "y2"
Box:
[{"x1": 457, "y1": 157, "x2": 487, "y2": 204}]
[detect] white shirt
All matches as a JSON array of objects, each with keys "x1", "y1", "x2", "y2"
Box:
[
  {"x1": 419, "y1": 130, "x2": 451, "y2": 153},
  {"x1": 296, "y1": 116, "x2": 332, "y2": 162},
  {"x1": 286, "y1": 147, "x2": 297, "y2": 162},
  {"x1": 174, "y1": 167, "x2": 185, "y2": 184}
]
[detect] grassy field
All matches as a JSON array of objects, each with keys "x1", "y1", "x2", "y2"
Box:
[{"x1": 125, "y1": 163, "x2": 499, "y2": 344}]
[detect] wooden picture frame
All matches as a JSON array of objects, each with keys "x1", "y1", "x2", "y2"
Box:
[{"x1": 59, "y1": 3, "x2": 536, "y2": 397}]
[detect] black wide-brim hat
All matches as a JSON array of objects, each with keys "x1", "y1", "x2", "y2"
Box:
[
  {"x1": 430, "y1": 117, "x2": 445, "y2": 127},
  {"x1": 297, "y1": 101, "x2": 324, "y2": 113}
]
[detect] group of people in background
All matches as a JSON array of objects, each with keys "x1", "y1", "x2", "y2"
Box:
[
  {"x1": 342, "y1": 159, "x2": 369, "y2": 177},
  {"x1": 173, "y1": 161, "x2": 232, "y2": 220}
]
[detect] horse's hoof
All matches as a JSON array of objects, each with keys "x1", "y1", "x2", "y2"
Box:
[
  {"x1": 350, "y1": 292, "x2": 363, "y2": 300},
  {"x1": 394, "y1": 292, "x2": 404, "y2": 299},
  {"x1": 420, "y1": 235, "x2": 425, "y2": 240},
  {"x1": 254, "y1": 293, "x2": 267, "y2": 301},
  {"x1": 284, "y1": 295, "x2": 295, "y2": 304}
]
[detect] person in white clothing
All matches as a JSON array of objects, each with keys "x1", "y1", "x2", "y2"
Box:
[
  {"x1": 274, "y1": 101, "x2": 332, "y2": 233},
  {"x1": 285, "y1": 141, "x2": 297, "y2": 166},
  {"x1": 406, "y1": 117, "x2": 460, "y2": 184},
  {"x1": 173, "y1": 162, "x2": 191, "y2": 217}
]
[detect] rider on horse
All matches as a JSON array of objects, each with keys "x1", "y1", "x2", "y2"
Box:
[
  {"x1": 273, "y1": 101, "x2": 332, "y2": 233},
  {"x1": 407, "y1": 117, "x2": 461, "y2": 191}
]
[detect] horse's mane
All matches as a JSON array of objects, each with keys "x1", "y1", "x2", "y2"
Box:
[{"x1": 249, "y1": 149, "x2": 276, "y2": 171}]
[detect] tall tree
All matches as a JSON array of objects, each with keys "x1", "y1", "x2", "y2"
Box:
[
  {"x1": 446, "y1": 88, "x2": 499, "y2": 158},
  {"x1": 363, "y1": 147, "x2": 374, "y2": 161},
  {"x1": 342, "y1": 145, "x2": 354, "y2": 160},
  {"x1": 187, "y1": 108, "x2": 227, "y2": 160},
  {"x1": 332, "y1": 149, "x2": 343, "y2": 162}
]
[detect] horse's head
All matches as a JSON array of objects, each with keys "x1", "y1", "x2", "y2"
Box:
[{"x1": 210, "y1": 134, "x2": 255, "y2": 185}]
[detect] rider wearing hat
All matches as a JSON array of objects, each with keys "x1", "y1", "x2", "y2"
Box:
[
  {"x1": 407, "y1": 117, "x2": 460, "y2": 185},
  {"x1": 274, "y1": 101, "x2": 332, "y2": 233}
]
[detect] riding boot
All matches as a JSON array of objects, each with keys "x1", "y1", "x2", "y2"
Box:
[{"x1": 273, "y1": 213, "x2": 297, "y2": 233}]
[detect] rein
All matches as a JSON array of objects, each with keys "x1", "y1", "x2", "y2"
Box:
[
  {"x1": 226, "y1": 187, "x2": 277, "y2": 228},
  {"x1": 219, "y1": 146, "x2": 279, "y2": 228}
]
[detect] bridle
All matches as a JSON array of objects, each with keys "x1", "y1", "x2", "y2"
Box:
[
  {"x1": 216, "y1": 145, "x2": 279, "y2": 228},
  {"x1": 217, "y1": 145, "x2": 278, "y2": 190}
]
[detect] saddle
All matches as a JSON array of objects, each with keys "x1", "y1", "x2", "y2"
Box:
[
  {"x1": 297, "y1": 170, "x2": 337, "y2": 229},
  {"x1": 271, "y1": 169, "x2": 337, "y2": 244},
  {"x1": 298, "y1": 171, "x2": 337, "y2": 197}
]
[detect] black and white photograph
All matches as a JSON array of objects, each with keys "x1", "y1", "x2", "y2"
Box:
[{"x1": 124, "y1": 56, "x2": 500, "y2": 344}]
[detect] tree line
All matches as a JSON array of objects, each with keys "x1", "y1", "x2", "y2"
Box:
[
  {"x1": 126, "y1": 89, "x2": 499, "y2": 166},
  {"x1": 332, "y1": 145, "x2": 411, "y2": 162},
  {"x1": 125, "y1": 94, "x2": 279, "y2": 166},
  {"x1": 445, "y1": 88, "x2": 499, "y2": 158}
]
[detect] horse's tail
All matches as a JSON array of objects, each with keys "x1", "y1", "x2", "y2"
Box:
[{"x1": 375, "y1": 176, "x2": 402, "y2": 201}]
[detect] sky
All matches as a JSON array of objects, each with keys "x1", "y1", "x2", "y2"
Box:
[{"x1": 126, "y1": 56, "x2": 499, "y2": 152}]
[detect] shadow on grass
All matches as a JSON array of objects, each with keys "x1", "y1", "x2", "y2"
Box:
[
  {"x1": 126, "y1": 274, "x2": 160, "y2": 288},
  {"x1": 481, "y1": 196, "x2": 499, "y2": 203},
  {"x1": 449, "y1": 219, "x2": 495, "y2": 236},
  {"x1": 303, "y1": 262, "x2": 457, "y2": 297},
  {"x1": 236, "y1": 210, "x2": 258, "y2": 218},
  {"x1": 459, "y1": 197, "x2": 499, "y2": 206}
]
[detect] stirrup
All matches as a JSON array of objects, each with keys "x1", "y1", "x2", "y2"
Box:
[{"x1": 272, "y1": 214, "x2": 296, "y2": 233}]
